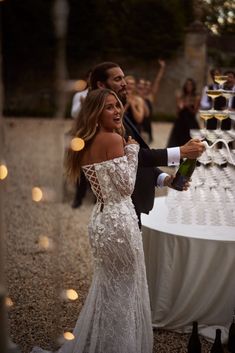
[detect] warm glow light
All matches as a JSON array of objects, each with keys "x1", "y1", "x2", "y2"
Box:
[
  {"x1": 5, "y1": 297, "x2": 14, "y2": 307},
  {"x1": 66, "y1": 289, "x2": 79, "y2": 301},
  {"x1": 32, "y1": 187, "x2": 43, "y2": 202},
  {"x1": 73, "y1": 79, "x2": 87, "y2": 92},
  {"x1": 0, "y1": 164, "x2": 8, "y2": 180},
  {"x1": 70, "y1": 137, "x2": 85, "y2": 152},
  {"x1": 38, "y1": 235, "x2": 51, "y2": 250},
  {"x1": 63, "y1": 332, "x2": 75, "y2": 341}
]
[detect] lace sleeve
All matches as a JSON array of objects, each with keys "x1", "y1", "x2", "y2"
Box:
[{"x1": 108, "y1": 144, "x2": 139, "y2": 196}]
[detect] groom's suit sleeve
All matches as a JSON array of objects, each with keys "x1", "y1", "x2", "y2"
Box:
[{"x1": 138, "y1": 148, "x2": 168, "y2": 168}]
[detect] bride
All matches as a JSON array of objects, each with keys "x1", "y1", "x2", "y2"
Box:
[{"x1": 31, "y1": 88, "x2": 153, "y2": 353}]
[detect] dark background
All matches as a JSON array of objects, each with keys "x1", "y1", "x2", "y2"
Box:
[{"x1": 1, "y1": 0, "x2": 235, "y2": 117}]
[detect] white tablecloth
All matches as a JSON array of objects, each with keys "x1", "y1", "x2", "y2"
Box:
[{"x1": 141, "y1": 196, "x2": 235, "y2": 342}]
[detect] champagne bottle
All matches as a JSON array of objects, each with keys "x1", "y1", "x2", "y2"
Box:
[
  {"x1": 210, "y1": 329, "x2": 224, "y2": 353},
  {"x1": 187, "y1": 321, "x2": 201, "y2": 353},
  {"x1": 228, "y1": 310, "x2": 235, "y2": 353},
  {"x1": 171, "y1": 158, "x2": 197, "y2": 191}
]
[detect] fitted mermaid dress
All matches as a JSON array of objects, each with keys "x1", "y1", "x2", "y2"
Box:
[{"x1": 31, "y1": 144, "x2": 153, "y2": 353}]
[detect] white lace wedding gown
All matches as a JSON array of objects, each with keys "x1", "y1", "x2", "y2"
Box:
[{"x1": 31, "y1": 144, "x2": 153, "y2": 353}]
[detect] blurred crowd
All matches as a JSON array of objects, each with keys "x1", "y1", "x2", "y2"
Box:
[{"x1": 71, "y1": 63, "x2": 235, "y2": 149}]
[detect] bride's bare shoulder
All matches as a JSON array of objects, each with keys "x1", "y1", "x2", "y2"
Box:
[
  {"x1": 96, "y1": 132, "x2": 125, "y2": 159},
  {"x1": 96, "y1": 132, "x2": 123, "y2": 145}
]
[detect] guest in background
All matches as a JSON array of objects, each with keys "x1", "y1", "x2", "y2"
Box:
[
  {"x1": 136, "y1": 78, "x2": 153, "y2": 143},
  {"x1": 70, "y1": 70, "x2": 91, "y2": 208},
  {"x1": 167, "y1": 78, "x2": 200, "y2": 147},
  {"x1": 125, "y1": 75, "x2": 145, "y2": 133},
  {"x1": 71, "y1": 70, "x2": 91, "y2": 119},
  {"x1": 145, "y1": 59, "x2": 166, "y2": 105},
  {"x1": 137, "y1": 59, "x2": 166, "y2": 143}
]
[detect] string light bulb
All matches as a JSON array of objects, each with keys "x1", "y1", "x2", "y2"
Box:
[{"x1": 0, "y1": 164, "x2": 8, "y2": 180}]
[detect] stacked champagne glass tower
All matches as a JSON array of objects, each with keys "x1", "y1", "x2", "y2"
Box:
[{"x1": 167, "y1": 74, "x2": 235, "y2": 227}]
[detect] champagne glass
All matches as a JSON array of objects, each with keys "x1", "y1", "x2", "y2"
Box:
[
  {"x1": 229, "y1": 111, "x2": 235, "y2": 133},
  {"x1": 221, "y1": 90, "x2": 235, "y2": 110},
  {"x1": 214, "y1": 111, "x2": 229, "y2": 134},
  {"x1": 214, "y1": 75, "x2": 228, "y2": 89},
  {"x1": 199, "y1": 110, "x2": 214, "y2": 136},
  {"x1": 206, "y1": 90, "x2": 222, "y2": 111},
  {"x1": 190, "y1": 128, "x2": 204, "y2": 140}
]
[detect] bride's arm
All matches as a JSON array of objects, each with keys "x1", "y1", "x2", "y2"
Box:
[{"x1": 105, "y1": 134, "x2": 139, "y2": 196}]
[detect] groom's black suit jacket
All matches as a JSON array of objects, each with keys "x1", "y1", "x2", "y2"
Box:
[{"x1": 123, "y1": 115, "x2": 168, "y2": 216}]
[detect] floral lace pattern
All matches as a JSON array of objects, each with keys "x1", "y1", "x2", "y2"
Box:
[{"x1": 31, "y1": 144, "x2": 153, "y2": 353}]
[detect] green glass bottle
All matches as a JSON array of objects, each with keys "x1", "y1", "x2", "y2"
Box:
[
  {"x1": 210, "y1": 329, "x2": 224, "y2": 353},
  {"x1": 228, "y1": 310, "x2": 235, "y2": 353},
  {"x1": 172, "y1": 158, "x2": 197, "y2": 191},
  {"x1": 187, "y1": 321, "x2": 201, "y2": 353}
]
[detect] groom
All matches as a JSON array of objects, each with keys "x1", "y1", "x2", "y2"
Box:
[{"x1": 89, "y1": 62, "x2": 205, "y2": 224}]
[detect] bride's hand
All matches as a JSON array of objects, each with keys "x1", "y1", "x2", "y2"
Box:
[{"x1": 126, "y1": 136, "x2": 138, "y2": 145}]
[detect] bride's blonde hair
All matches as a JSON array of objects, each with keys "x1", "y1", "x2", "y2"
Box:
[{"x1": 65, "y1": 89, "x2": 125, "y2": 183}]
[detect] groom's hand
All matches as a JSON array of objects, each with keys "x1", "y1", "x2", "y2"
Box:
[
  {"x1": 180, "y1": 139, "x2": 205, "y2": 159},
  {"x1": 164, "y1": 175, "x2": 190, "y2": 191}
]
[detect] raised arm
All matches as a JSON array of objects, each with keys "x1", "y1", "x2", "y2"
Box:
[
  {"x1": 151, "y1": 59, "x2": 166, "y2": 99},
  {"x1": 126, "y1": 96, "x2": 145, "y2": 124}
]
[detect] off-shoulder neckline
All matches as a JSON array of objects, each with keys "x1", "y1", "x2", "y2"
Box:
[
  {"x1": 82, "y1": 143, "x2": 138, "y2": 169},
  {"x1": 82, "y1": 155, "x2": 126, "y2": 168}
]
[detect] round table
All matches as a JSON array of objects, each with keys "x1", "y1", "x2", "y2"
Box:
[{"x1": 141, "y1": 196, "x2": 235, "y2": 342}]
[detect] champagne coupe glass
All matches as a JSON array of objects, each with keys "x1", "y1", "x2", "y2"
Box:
[
  {"x1": 214, "y1": 111, "x2": 229, "y2": 135},
  {"x1": 229, "y1": 111, "x2": 235, "y2": 133},
  {"x1": 214, "y1": 75, "x2": 228, "y2": 90},
  {"x1": 199, "y1": 110, "x2": 214, "y2": 137},
  {"x1": 206, "y1": 90, "x2": 222, "y2": 111},
  {"x1": 221, "y1": 90, "x2": 235, "y2": 110}
]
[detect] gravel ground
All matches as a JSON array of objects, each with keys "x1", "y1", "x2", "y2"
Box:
[{"x1": 3, "y1": 118, "x2": 220, "y2": 353}]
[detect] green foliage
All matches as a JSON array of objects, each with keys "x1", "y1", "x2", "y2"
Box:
[
  {"x1": 67, "y1": 0, "x2": 194, "y2": 61},
  {"x1": 2, "y1": 0, "x2": 195, "y2": 116},
  {"x1": 202, "y1": 0, "x2": 235, "y2": 35},
  {"x1": 3, "y1": 0, "x2": 55, "y2": 63},
  {"x1": 121, "y1": 0, "x2": 186, "y2": 59}
]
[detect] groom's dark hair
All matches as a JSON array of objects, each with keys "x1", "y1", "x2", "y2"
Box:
[{"x1": 90, "y1": 62, "x2": 120, "y2": 90}]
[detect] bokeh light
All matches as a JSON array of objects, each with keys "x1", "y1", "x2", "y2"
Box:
[
  {"x1": 73, "y1": 79, "x2": 87, "y2": 92},
  {"x1": 38, "y1": 235, "x2": 52, "y2": 250},
  {"x1": 65, "y1": 289, "x2": 79, "y2": 301},
  {"x1": 5, "y1": 297, "x2": 14, "y2": 307},
  {"x1": 63, "y1": 332, "x2": 75, "y2": 341},
  {"x1": 70, "y1": 137, "x2": 85, "y2": 152},
  {"x1": 32, "y1": 187, "x2": 43, "y2": 202},
  {"x1": 0, "y1": 164, "x2": 8, "y2": 180}
]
